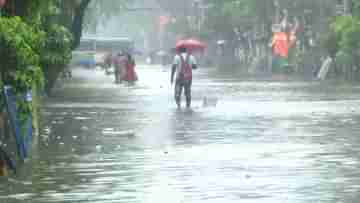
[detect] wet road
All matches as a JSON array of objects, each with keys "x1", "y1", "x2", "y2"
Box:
[{"x1": 2, "y1": 65, "x2": 360, "y2": 202}]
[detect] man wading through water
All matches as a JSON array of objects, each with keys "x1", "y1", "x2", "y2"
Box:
[{"x1": 171, "y1": 47, "x2": 197, "y2": 108}]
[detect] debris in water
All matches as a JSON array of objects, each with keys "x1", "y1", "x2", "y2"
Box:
[
  {"x1": 74, "y1": 117, "x2": 91, "y2": 121},
  {"x1": 81, "y1": 126, "x2": 89, "y2": 131},
  {"x1": 102, "y1": 130, "x2": 136, "y2": 137},
  {"x1": 44, "y1": 127, "x2": 51, "y2": 134},
  {"x1": 41, "y1": 134, "x2": 49, "y2": 139},
  {"x1": 96, "y1": 145, "x2": 102, "y2": 151},
  {"x1": 103, "y1": 128, "x2": 114, "y2": 131},
  {"x1": 202, "y1": 96, "x2": 218, "y2": 107}
]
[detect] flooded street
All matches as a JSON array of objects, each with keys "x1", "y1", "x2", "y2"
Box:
[{"x1": 2, "y1": 65, "x2": 360, "y2": 202}]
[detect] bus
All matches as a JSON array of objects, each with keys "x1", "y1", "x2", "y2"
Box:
[{"x1": 71, "y1": 37, "x2": 135, "y2": 68}]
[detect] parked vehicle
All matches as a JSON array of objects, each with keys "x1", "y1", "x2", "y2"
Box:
[{"x1": 71, "y1": 37, "x2": 135, "y2": 69}]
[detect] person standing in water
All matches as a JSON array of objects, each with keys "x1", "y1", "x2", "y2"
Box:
[
  {"x1": 171, "y1": 47, "x2": 197, "y2": 108},
  {"x1": 124, "y1": 53, "x2": 138, "y2": 83},
  {"x1": 113, "y1": 52, "x2": 128, "y2": 84}
]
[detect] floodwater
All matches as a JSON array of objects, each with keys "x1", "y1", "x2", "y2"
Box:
[{"x1": 2, "y1": 65, "x2": 360, "y2": 202}]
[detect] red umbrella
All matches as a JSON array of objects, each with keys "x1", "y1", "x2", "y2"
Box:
[{"x1": 176, "y1": 38, "x2": 207, "y2": 52}]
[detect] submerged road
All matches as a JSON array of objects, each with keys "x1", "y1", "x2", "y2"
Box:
[{"x1": 2, "y1": 65, "x2": 360, "y2": 202}]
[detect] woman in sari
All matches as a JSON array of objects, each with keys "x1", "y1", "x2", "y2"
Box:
[{"x1": 124, "y1": 53, "x2": 138, "y2": 83}]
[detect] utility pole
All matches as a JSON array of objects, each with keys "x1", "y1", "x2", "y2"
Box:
[
  {"x1": 194, "y1": 0, "x2": 200, "y2": 35},
  {"x1": 344, "y1": 0, "x2": 352, "y2": 15},
  {"x1": 274, "y1": 0, "x2": 280, "y2": 24}
]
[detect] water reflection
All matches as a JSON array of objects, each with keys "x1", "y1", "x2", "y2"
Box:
[{"x1": 1, "y1": 66, "x2": 360, "y2": 202}]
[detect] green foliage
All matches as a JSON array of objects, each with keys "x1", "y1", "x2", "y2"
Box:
[
  {"x1": 220, "y1": 0, "x2": 260, "y2": 25},
  {"x1": 84, "y1": 0, "x2": 127, "y2": 31},
  {"x1": 167, "y1": 17, "x2": 193, "y2": 37},
  {"x1": 40, "y1": 24, "x2": 73, "y2": 69},
  {"x1": 202, "y1": 0, "x2": 273, "y2": 38},
  {"x1": 331, "y1": 16, "x2": 360, "y2": 57},
  {"x1": 323, "y1": 1, "x2": 360, "y2": 70},
  {"x1": 0, "y1": 17, "x2": 45, "y2": 92},
  {"x1": 336, "y1": 51, "x2": 353, "y2": 65},
  {"x1": 352, "y1": 0, "x2": 360, "y2": 16},
  {"x1": 0, "y1": 0, "x2": 85, "y2": 126},
  {"x1": 322, "y1": 29, "x2": 339, "y2": 58},
  {"x1": 0, "y1": 16, "x2": 45, "y2": 122}
]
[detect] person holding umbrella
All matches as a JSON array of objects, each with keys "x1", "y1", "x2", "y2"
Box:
[
  {"x1": 171, "y1": 47, "x2": 198, "y2": 109},
  {"x1": 124, "y1": 52, "x2": 138, "y2": 83}
]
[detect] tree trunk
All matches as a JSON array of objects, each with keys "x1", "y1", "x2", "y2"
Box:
[
  {"x1": 71, "y1": 0, "x2": 92, "y2": 50},
  {"x1": 4, "y1": 0, "x2": 27, "y2": 17},
  {"x1": 43, "y1": 0, "x2": 92, "y2": 94},
  {"x1": 44, "y1": 66, "x2": 64, "y2": 96},
  {"x1": 344, "y1": 0, "x2": 352, "y2": 15},
  {"x1": 13, "y1": 0, "x2": 26, "y2": 17}
]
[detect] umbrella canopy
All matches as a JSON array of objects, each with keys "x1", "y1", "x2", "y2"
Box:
[
  {"x1": 131, "y1": 48, "x2": 143, "y2": 56},
  {"x1": 176, "y1": 38, "x2": 207, "y2": 52}
]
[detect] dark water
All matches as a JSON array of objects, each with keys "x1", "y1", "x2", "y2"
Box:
[{"x1": 2, "y1": 65, "x2": 360, "y2": 202}]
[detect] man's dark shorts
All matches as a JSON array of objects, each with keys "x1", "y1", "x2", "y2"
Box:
[{"x1": 175, "y1": 78, "x2": 192, "y2": 104}]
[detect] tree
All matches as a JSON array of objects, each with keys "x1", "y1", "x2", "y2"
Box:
[
  {"x1": 54, "y1": 0, "x2": 92, "y2": 49},
  {"x1": 41, "y1": 0, "x2": 92, "y2": 92},
  {"x1": 327, "y1": 0, "x2": 360, "y2": 77},
  {"x1": 0, "y1": 0, "x2": 93, "y2": 93},
  {"x1": 84, "y1": 0, "x2": 129, "y2": 34}
]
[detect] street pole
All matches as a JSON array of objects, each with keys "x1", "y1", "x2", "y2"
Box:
[
  {"x1": 194, "y1": 0, "x2": 200, "y2": 36},
  {"x1": 274, "y1": 0, "x2": 280, "y2": 24},
  {"x1": 344, "y1": 0, "x2": 351, "y2": 15}
]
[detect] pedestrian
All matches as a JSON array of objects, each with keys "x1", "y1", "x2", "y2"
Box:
[
  {"x1": 0, "y1": 157, "x2": 7, "y2": 177},
  {"x1": 124, "y1": 53, "x2": 138, "y2": 83},
  {"x1": 0, "y1": 147, "x2": 16, "y2": 176},
  {"x1": 171, "y1": 47, "x2": 197, "y2": 109},
  {"x1": 113, "y1": 52, "x2": 128, "y2": 84},
  {"x1": 104, "y1": 52, "x2": 113, "y2": 75},
  {"x1": 61, "y1": 65, "x2": 72, "y2": 79},
  {"x1": 270, "y1": 26, "x2": 290, "y2": 73},
  {"x1": 270, "y1": 16, "x2": 298, "y2": 74}
]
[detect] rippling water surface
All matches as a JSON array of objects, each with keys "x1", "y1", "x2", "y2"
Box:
[{"x1": 2, "y1": 65, "x2": 360, "y2": 202}]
